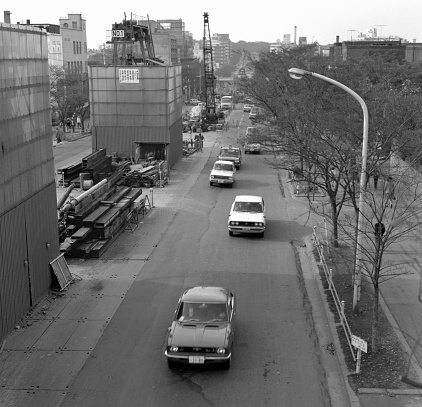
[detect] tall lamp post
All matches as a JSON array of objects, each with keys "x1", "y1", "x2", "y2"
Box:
[{"x1": 288, "y1": 68, "x2": 369, "y2": 312}]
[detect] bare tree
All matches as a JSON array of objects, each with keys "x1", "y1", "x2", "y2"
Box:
[
  {"x1": 50, "y1": 67, "x2": 90, "y2": 133},
  {"x1": 337, "y1": 154, "x2": 422, "y2": 351},
  {"x1": 240, "y1": 49, "x2": 422, "y2": 248}
]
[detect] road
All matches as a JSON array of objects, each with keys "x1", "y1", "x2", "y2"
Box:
[{"x1": 54, "y1": 109, "x2": 332, "y2": 406}]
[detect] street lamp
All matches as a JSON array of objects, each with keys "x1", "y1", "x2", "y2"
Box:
[{"x1": 288, "y1": 68, "x2": 369, "y2": 312}]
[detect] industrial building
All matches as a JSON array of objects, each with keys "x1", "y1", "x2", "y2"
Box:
[
  {"x1": 0, "y1": 19, "x2": 60, "y2": 340},
  {"x1": 90, "y1": 17, "x2": 183, "y2": 167},
  {"x1": 89, "y1": 64, "x2": 183, "y2": 167}
]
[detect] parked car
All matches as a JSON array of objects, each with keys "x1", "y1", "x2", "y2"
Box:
[
  {"x1": 210, "y1": 160, "x2": 236, "y2": 187},
  {"x1": 165, "y1": 286, "x2": 236, "y2": 369},
  {"x1": 189, "y1": 99, "x2": 200, "y2": 105},
  {"x1": 218, "y1": 146, "x2": 242, "y2": 170},
  {"x1": 228, "y1": 195, "x2": 266, "y2": 237},
  {"x1": 243, "y1": 104, "x2": 254, "y2": 112}
]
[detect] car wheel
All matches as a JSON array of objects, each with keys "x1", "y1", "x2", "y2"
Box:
[
  {"x1": 222, "y1": 358, "x2": 231, "y2": 370},
  {"x1": 210, "y1": 182, "x2": 213, "y2": 186},
  {"x1": 167, "y1": 359, "x2": 177, "y2": 369},
  {"x1": 259, "y1": 231, "x2": 265, "y2": 238},
  {"x1": 229, "y1": 231, "x2": 233, "y2": 237},
  {"x1": 229, "y1": 183, "x2": 233, "y2": 188}
]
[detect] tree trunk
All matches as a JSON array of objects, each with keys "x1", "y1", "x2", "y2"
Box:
[
  {"x1": 330, "y1": 196, "x2": 339, "y2": 248},
  {"x1": 371, "y1": 282, "x2": 380, "y2": 352}
]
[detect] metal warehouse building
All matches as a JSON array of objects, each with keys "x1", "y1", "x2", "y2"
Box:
[
  {"x1": 0, "y1": 22, "x2": 60, "y2": 340},
  {"x1": 88, "y1": 64, "x2": 183, "y2": 167}
]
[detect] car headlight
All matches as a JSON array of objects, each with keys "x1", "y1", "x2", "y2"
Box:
[
  {"x1": 217, "y1": 348, "x2": 226, "y2": 354},
  {"x1": 255, "y1": 222, "x2": 263, "y2": 227},
  {"x1": 229, "y1": 221, "x2": 239, "y2": 226},
  {"x1": 210, "y1": 175, "x2": 215, "y2": 179},
  {"x1": 169, "y1": 346, "x2": 179, "y2": 352}
]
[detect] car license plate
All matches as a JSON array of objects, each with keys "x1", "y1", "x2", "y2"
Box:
[{"x1": 189, "y1": 356, "x2": 205, "y2": 364}]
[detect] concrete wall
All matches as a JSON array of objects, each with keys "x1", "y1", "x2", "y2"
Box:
[{"x1": 88, "y1": 64, "x2": 183, "y2": 167}]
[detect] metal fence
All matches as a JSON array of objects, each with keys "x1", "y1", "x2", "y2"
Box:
[{"x1": 312, "y1": 226, "x2": 357, "y2": 361}]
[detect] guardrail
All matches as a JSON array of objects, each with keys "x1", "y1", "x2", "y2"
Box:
[{"x1": 312, "y1": 226, "x2": 357, "y2": 361}]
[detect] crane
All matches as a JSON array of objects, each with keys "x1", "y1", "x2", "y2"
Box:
[
  {"x1": 107, "y1": 13, "x2": 164, "y2": 66},
  {"x1": 202, "y1": 12, "x2": 218, "y2": 130}
]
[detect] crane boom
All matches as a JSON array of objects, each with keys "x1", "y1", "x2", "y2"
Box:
[{"x1": 202, "y1": 12, "x2": 218, "y2": 129}]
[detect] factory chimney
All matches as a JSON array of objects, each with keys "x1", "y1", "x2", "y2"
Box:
[
  {"x1": 4, "y1": 10, "x2": 11, "y2": 24},
  {"x1": 294, "y1": 26, "x2": 297, "y2": 45}
]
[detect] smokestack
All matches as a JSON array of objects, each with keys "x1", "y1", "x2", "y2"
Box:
[
  {"x1": 26, "y1": 19, "x2": 30, "y2": 25},
  {"x1": 4, "y1": 10, "x2": 11, "y2": 24},
  {"x1": 336, "y1": 35, "x2": 340, "y2": 43},
  {"x1": 294, "y1": 26, "x2": 297, "y2": 45}
]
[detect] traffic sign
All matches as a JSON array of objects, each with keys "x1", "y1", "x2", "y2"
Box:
[{"x1": 351, "y1": 334, "x2": 367, "y2": 353}]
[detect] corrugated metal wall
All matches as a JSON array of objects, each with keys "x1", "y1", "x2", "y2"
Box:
[
  {"x1": 0, "y1": 205, "x2": 30, "y2": 339},
  {"x1": 24, "y1": 183, "x2": 60, "y2": 302},
  {"x1": 88, "y1": 64, "x2": 183, "y2": 165},
  {"x1": 0, "y1": 183, "x2": 59, "y2": 340},
  {"x1": 168, "y1": 117, "x2": 183, "y2": 168},
  {"x1": 0, "y1": 24, "x2": 61, "y2": 340}
]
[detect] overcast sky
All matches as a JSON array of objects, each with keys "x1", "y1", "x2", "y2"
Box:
[{"x1": 6, "y1": 1, "x2": 422, "y2": 49}]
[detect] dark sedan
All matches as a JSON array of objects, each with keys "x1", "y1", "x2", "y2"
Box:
[{"x1": 165, "y1": 286, "x2": 236, "y2": 369}]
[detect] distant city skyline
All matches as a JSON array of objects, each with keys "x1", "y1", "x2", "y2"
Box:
[{"x1": 7, "y1": 1, "x2": 422, "y2": 49}]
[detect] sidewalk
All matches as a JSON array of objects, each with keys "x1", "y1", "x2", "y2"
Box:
[{"x1": 53, "y1": 129, "x2": 91, "y2": 147}]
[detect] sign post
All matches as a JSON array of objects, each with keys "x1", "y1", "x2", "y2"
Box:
[{"x1": 351, "y1": 334, "x2": 367, "y2": 373}]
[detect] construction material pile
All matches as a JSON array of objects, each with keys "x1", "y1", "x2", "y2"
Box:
[
  {"x1": 57, "y1": 149, "x2": 145, "y2": 258},
  {"x1": 120, "y1": 161, "x2": 168, "y2": 188}
]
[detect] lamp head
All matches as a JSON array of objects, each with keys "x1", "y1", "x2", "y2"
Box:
[{"x1": 288, "y1": 68, "x2": 307, "y2": 80}]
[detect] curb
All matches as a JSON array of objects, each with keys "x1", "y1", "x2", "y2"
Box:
[
  {"x1": 358, "y1": 388, "x2": 422, "y2": 395},
  {"x1": 303, "y1": 235, "x2": 361, "y2": 407}
]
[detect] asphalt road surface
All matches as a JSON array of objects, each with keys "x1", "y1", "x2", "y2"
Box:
[{"x1": 54, "y1": 111, "x2": 332, "y2": 406}]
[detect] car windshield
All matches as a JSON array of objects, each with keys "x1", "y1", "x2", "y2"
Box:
[
  {"x1": 177, "y1": 302, "x2": 228, "y2": 322},
  {"x1": 233, "y1": 202, "x2": 263, "y2": 213},
  {"x1": 221, "y1": 149, "x2": 239, "y2": 157},
  {"x1": 215, "y1": 164, "x2": 233, "y2": 171}
]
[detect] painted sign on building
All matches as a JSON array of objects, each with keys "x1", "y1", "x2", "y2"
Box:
[{"x1": 119, "y1": 68, "x2": 140, "y2": 83}]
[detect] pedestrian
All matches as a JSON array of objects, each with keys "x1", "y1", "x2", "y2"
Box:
[
  {"x1": 55, "y1": 127, "x2": 62, "y2": 144},
  {"x1": 373, "y1": 168, "x2": 379, "y2": 190},
  {"x1": 374, "y1": 222, "x2": 385, "y2": 247},
  {"x1": 66, "y1": 117, "x2": 71, "y2": 132},
  {"x1": 366, "y1": 170, "x2": 371, "y2": 189},
  {"x1": 76, "y1": 116, "x2": 81, "y2": 129},
  {"x1": 71, "y1": 120, "x2": 75, "y2": 133},
  {"x1": 329, "y1": 167, "x2": 337, "y2": 189},
  {"x1": 226, "y1": 121, "x2": 229, "y2": 130},
  {"x1": 198, "y1": 131, "x2": 203, "y2": 152},
  {"x1": 386, "y1": 176, "x2": 395, "y2": 208}
]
